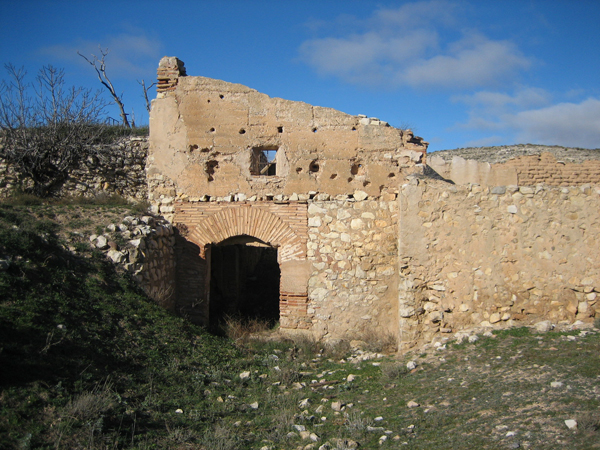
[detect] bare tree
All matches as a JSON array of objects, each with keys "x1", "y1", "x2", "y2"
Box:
[
  {"x1": 0, "y1": 64, "x2": 107, "y2": 197},
  {"x1": 78, "y1": 47, "x2": 130, "y2": 128},
  {"x1": 138, "y1": 79, "x2": 156, "y2": 113}
]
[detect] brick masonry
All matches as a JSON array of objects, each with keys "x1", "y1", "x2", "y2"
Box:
[{"x1": 173, "y1": 201, "x2": 309, "y2": 328}]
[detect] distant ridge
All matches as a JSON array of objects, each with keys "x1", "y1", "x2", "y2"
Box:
[{"x1": 429, "y1": 144, "x2": 600, "y2": 165}]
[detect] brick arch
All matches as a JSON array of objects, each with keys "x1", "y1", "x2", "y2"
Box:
[{"x1": 188, "y1": 205, "x2": 305, "y2": 261}]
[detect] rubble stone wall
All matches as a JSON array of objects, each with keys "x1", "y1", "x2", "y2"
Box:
[
  {"x1": 0, "y1": 136, "x2": 148, "y2": 200},
  {"x1": 306, "y1": 193, "x2": 399, "y2": 340},
  {"x1": 398, "y1": 180, "x2": 600, "y2": 351}
]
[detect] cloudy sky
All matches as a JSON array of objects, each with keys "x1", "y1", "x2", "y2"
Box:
[{"x1": 1, "y1": 0, "x2": 599, "y2": 151}]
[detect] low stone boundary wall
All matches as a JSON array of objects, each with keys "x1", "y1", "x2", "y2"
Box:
[
  {"x1": 0, "y1": 136, "x2": 148, "y2": 200},
  {"x1": 398, "y1": 179, "x2": 600, "y2": 350}
]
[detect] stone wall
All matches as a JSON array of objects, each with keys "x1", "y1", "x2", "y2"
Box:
[
  {"x1": 89, "y1": 214, "x2": 176, "y2": 309},
  {"x1": 397, "y1": 179, "x2": 600, "y2": 351},
  {"x1": 0, "y1": 136, "x2": 148, "y2": 200},
  {"x1": 149, "y1": 56, "x2": 427, "y2": 339},
  {"x1": 306, "y1": 193, "x2": 399, "y2": 340}
]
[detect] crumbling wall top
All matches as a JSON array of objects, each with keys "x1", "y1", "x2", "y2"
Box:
[
  {"x1": 157, "y1": 56, "x2": 187, "y2": 94},
  {"x1": 149, "y1": 57, "x2": 428, "y2": 201}
]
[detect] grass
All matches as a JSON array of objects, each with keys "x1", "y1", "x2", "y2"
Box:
[{"x1": 1, "y1": 205, "x2": 600, "y2": 449}]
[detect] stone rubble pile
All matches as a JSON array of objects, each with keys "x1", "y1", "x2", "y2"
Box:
[{"x1": 89, "y1": 214, "x2": 176, "y2": 309}]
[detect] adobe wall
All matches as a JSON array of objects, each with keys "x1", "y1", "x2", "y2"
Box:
[
  {"x1": 148, "y1": 57, "x2": 427, "y2": 208},
  {"x1": 429, "y1": 145, "x2": 600, "y2": 187},
  {"x1": 398, "y1": 179, "x2": 600, "y2": 350}
]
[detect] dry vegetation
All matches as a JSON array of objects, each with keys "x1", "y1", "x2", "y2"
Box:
[{"x1": 1, "y1": 201, "x2": 600, "y2": 449}]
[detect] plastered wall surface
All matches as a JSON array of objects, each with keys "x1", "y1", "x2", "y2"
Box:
[
  {"x1": 398, "y1": 179, "x2": 600, "y2": 350},
  {"x1": 429, "y1": 151, "x2": 600, "y2": 187},
  {"x1": 148, "y1": 57, "x2": 427, "y2": 205}
]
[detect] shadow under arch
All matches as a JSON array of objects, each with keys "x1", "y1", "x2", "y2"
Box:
[
  {"x1": 174, "y1": 203, "x2": 310, "y2": 332},
  {"x1": 208, "y1": 234, "x2": 280, "y2": 333}
]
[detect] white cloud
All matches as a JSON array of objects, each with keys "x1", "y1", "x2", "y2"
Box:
[
  {"x1": 455, "y1": 90, "x2": 600, "y2": 148},
  {"x1": 401, "y1": 35, "x2": 530, "y2": 89},
  {"x1": 299, "y1": 1, "x2": 530, "y2": 90},
  {"x1": 39, "y1": 32, "x2": 162, "y2": 79},
  {"x1": 509, "y1": 98, "x2": 600, "y2": 148},
  {"x1": 457, "y1": 88, "x2": 550, "y2": 111}
]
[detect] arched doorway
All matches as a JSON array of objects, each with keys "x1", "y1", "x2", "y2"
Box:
[{"x1": 208, "y1": 235, "x2": 281, "y2": 332}]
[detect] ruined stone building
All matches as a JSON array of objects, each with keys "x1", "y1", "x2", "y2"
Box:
[
  {"x1": 148, "y1": 57, "x2": 428, "y2": 339},
  {"x1": 147, "y1": 57, "x2": 600, "y2": 350}
]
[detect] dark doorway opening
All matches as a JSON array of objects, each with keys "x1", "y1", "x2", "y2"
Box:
[{"x1": 209, "y1": 236, "x2": 280, "y2": 333}]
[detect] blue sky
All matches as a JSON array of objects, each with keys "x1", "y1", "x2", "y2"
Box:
[{"x1": 1, "y1": 0, "x2": 599, "y2": 151}]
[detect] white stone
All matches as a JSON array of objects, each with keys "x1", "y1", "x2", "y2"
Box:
[
  {"x1": 507, "y1": 205, "x2": 518, "y2": 214},
  {"x1": 299, "y1": 398, "x2": 310, "y2": 408},
  {"x1": 95, "y1": 235, "x2": 108, "y2": 249},
  {"x1": 239, "y1": 371, "x2": 251, "y2": 380},
  {"x1": 407, "y1": 400, "x2": 419, "y2": 408},
  {"x1": 406, "y1": 361, "x2": 417, "y2": 370},
  {"x1": 308, "y1": 217, "x2": 322, "y2": 227},
  {"x1": 331, "y1": 401, "x2": 344, "y2": 411},
  {"x1": 534, "y1": 320, "x2": 552, "y2": 332},
  {"x1": 129, "y1": 238, "x2": 145, "y2": 249},
  {"x1": 565, "y1": 419, "x2": 577, "y2": 430},
  {"x1": 399, "y1": 307, "x2": 415, "y2": 318},
  {"x1": 350, "y1": 219, "x2": 364, "y2": 230},
  {"x1": 353, "y1": 190, "x2": 368, "y2": 201},
  {"x1": 308, "y1": 203, "x2": 327, "y2": 214},
  {"x1": 489, "y1": 313, "x2": 501, "y2": 324},
  {"x1": 107, "y1": 250, "x2": 124, "y2": 263}
]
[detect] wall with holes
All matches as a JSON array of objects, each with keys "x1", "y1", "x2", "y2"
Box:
[
  {"x1": 148, "y1": 57, "x2": 427, "y2": 209},
  {"x1": 148, "y1": 57, "x2": 427, "y2": 338}
]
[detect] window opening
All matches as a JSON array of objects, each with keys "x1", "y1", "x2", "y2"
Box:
[{"x1": 251, "y1": 146, "x2": 278, "y2": 176}]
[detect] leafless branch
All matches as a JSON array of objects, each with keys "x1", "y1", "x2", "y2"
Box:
[
  {"x1": 138, "y1": 79, "x2": 156, "y2": 113},
  {"x1": 0, "y1": 64, "x2": 107, "y2": 196},
  {"x1": 78, "y1": 47, "x2": 130, "y2": 128}
]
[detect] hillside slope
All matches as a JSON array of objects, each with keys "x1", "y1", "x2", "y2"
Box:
[
  {"x1": 430, "y1": 144, "x2": 600, "y2": 165},
  {"x1": 2, "y1": 203, "x2": 600, "y2": 449}
]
